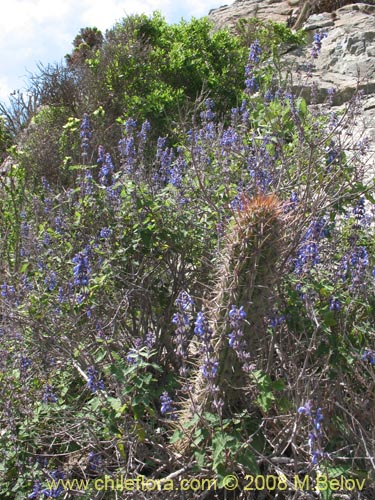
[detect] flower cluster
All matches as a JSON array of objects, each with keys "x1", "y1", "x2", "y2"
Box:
[
  {"x1": 125, "y1": 332, "x2": 155, "y2": 365},
  {"x1": 28, "y1": 470, "x2": 66, "y2": 499},
  {"x1": 42, "y1": 384, "x2": 58, "y2": 404},
  {"x1": 248, "y1": 38, "x2": 262, "y2": 64},
  {"x1": 99, "y1": 227, "x2": 111, "y2": 239},
  {"x1": 329, "y1": 297, "x2": 341, "y2": 311},
  {"x1": 160, "y1": 391, "x2": 177, "y2": 419},
  {"x1": 97, "y1": 146, "x2": 115, "y2": 185},
  {"x1": 200, "y1": 98, "x2": 216, "y2": 123},
  {"x1": 20, "y1": 356, "x2": 32, "y2": 372},
  {"x1": 118, "y1": 119, "x2": 139, "y2": 174},
  {"x1": 325, "y1": 140, "x2": 341, "y2": 171},
  {"x1": 72, "y1": 248, "x2": 91, "y2": 287},
  {"x1": 294, "y1": 218, "x2": 328, "y2": 274},
  {"x1": 352, "y1": 197, "x2": 366, "y2": 224},
  {"x1": 44, "y1": 271, "x2": 57, "y2": 292},
  {"x1": 80, "y1": 113, "x2": 92, "y2": 162},
  {"x1": 340, "y1": 245, "x2": 369, "y2": 288},
  {"x1": 244, "y1": 39, "x2": 262, "y2": 95},
  {"x1": 361, "y1": 349, "x2": 375, "y2": 365},
  {"x1": 288, "y1": 191, "x2": 299, "y2": 212},
  {"x1": 194, "y1": 311, "x2": 218, "y2": 381},
  {"x1": 86, "y1": 366, "x2": 105, "y2": 393},
  {"x1": 311, "y1": 31, "x2": 328, "y2": 59},
  {"x1": 268, "y1": 311, "x2": 286, "y2": 329},
  {"x1": 298, "y1": 401, "x2": 325, "y2": 465}
]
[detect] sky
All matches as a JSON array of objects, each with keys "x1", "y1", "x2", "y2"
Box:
[{"x1": 0, "y1": 0, "x2": 229, "y2": 105}]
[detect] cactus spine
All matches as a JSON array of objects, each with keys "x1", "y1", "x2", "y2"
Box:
[{"x1": 177, "y1": 194, "x2": 284, "y2": 449}]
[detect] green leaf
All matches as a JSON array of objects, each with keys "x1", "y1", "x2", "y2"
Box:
[
  {"x1": 169, "y1": 429, "x2": 184, "y2": 444},
  {"x1": 256, "y1": 392, "x2": 275, "y2": 412},
  {"x1": 194, "y1": 450, "x2": 206, "y2": 469},
  {"x1": 237, "y1": 450, "x2": 260, "y2": 475},
  {"x1": 108, "y1": 397, "x2": 122, "y2": 412}
]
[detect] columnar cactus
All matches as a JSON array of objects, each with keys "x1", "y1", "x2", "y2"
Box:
[{"x1": 177, "y1": 193, "x2": 285, "y2": 447}]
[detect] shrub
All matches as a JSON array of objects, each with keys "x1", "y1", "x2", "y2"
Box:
[{"x1": 1, "y1": 15, "x2": 375, "y2": 500}]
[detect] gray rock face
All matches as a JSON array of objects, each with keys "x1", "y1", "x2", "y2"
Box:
[
  {"x1": 208, "y1": 2, "x2": 375, "y2": 103},
  {"x1": 208, "y1": 1, "x2": 375, "y2": 154},
  {"x1": 208, "y1": 0, "x2": 292, "y2": 30}
]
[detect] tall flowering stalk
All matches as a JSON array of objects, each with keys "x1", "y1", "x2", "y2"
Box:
[
  {"x1": 194, "y1": 310, "x2": 223, "y2": 413},
  {"x1": 298, "y1": 401, "x2": 325, "y2": 465},
  {"x1": 244, "y1": 39, "x2": 262, "y2": 96},
  {"x1": 80, "y1": 113, "x2": 92, "y2": 164}
]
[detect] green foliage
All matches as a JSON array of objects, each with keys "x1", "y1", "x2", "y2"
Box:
[
  {"x1": 97, "y1": 12, "x2": 247, "y2": 136},
  {"x1": 0, "y1": 115, "x2": 13, "y2": 161},
  {"x1": 65, "y1": 27, "x2": 103, "y2": 67},
  {"x1": 0, "y1": 160, "x2": 26, "y2": 271},
  {"x1": 235, "y1": 16, "x2": 306, "y2": 58},
  {"x1": 1, "y1": 11, "x2": 375, "y2": 500}
]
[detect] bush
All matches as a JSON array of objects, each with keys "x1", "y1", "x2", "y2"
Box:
[{"x1": 1, "y1": 15, "x2": 375, "y2": 500}]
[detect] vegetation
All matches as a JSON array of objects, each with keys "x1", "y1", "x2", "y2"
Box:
[{"x1": 0, "y1": 11, "x2": 374, "y2": 500}]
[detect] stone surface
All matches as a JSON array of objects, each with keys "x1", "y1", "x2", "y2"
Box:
[
  {"x1": 208, "y1": 1, "x2": 375, "y2": 106},
  {"x1": 207, "y1": 0, "x2": 375, "y2": 174},
  {"x1": 208, "y1": 0, "x2": 292, "y2": 30}
]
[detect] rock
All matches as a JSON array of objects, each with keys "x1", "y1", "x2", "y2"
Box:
[
  {"x1": 207, "y1": 1, "x2": 375, "y2": 180},
  {"x1": 208, "y1": 0, "x2": 292, "y2": 30},
  {"x1": 208, "y1": 1, "x2": 375, "y2": 106}
]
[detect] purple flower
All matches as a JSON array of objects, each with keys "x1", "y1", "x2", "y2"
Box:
[
  {"x1": 139, "y1": 120, "x2": 151, "y2": 142},
  {"x1": 118, "y1": 135, "x2": 137, "y2": 174},
  {"x1": 352, "y1": 197, "x2": 365, "y2": 222},
  {"x1": 173, "y1": 292, "x2": 193, "y2": 374},
  {"x1": 325, "y1": 140, "x2": 340, "y2": 170},
  {"x1": 125, "y1": 335, "x2": 154, "y2": 365},
  {"x1": 298, "y1": 401, "x2": 325, "y2": 465},
  {"x1": 200, "y1": 98, "x2": 216, "y2": 123},
  {"x1": 20, "y1": 356, "x2": 32, "y2": 372},
  {"x1": 200, "y1": 360, "x2": 219, "y2": 379},
  {"x1": 194, "y1": 311, "x2": 210, "y2": 337},
  {"x1": 100, "y1": 227, "x2": 111, "y2": 239},
  {"x1": 125, "y1": 118, "x2": 137, "y2": 134},
  {"x1": 268, "y1": 312, "x2": 286, "y2": 329},
  {"x1": 43, "y1": 384, "x2": 58, "y2": 404},
  {"x1": 83, "y1": 170, "x2": 94, "y2": 196},
  {"x1": 311, "y1": 31, "x2": 328, "y2": 58},
  {"x1": 88, "y1": 451, "x2": 103, "y2": 472},
  {"x1": 99, "y1": 152, "x2": 115, "y2": 185},
  {"x1": 160, "y1": 391, "x2": 177, "y2": 419},
  {"x1": 175, "y1": 290, "x2": 193, "y2": 311},
  {"x1": 248, "y1": 39, "x2": 262, "y2": 64},
  {"x1": 44, "y1": 271, "x2": 57, "y2": 292},
  {"x1": 194, "y1": 311, "x2": 218, "y2": 380},
  {"x1": 362, "y1": 349, "x2": 375, "y2": 365},
  {"x1": 294, "y1": 218, "x2": 328, "y2": 274},
  {"x1": 329, "y1": 298, "x2": 341, "y2": 311},
  {"x1": 80, "y1": 113, "x2": 92, "y2": 161},
  {"x1": 297, "y1": 400, "x2": 313, "y2": 416},
  {"x1": 72, "y1": 249, "x2": 91, "y2": 287},
  {"x1": 86, "y1": 366, "x2": 105, "y2": 393}
]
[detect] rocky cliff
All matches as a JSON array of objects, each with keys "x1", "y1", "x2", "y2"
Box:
[{"x1": 208, "y1": 0, "x2": 375, "y2": 145}]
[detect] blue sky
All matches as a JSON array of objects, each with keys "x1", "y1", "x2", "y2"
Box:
[{"x1": 0, "y1": 0, "x2": 229, "y2": 104}]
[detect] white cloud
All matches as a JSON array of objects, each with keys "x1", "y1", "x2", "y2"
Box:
[
  {"x1": 78, "y1": 0, "x2": 173, "y2": 30},
  {"x1": 0, "y1": 1, "x2": 232, "y2": 104},
  {"x1": 0, "y1": 77, "x2": 14, "y2": 103}
]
